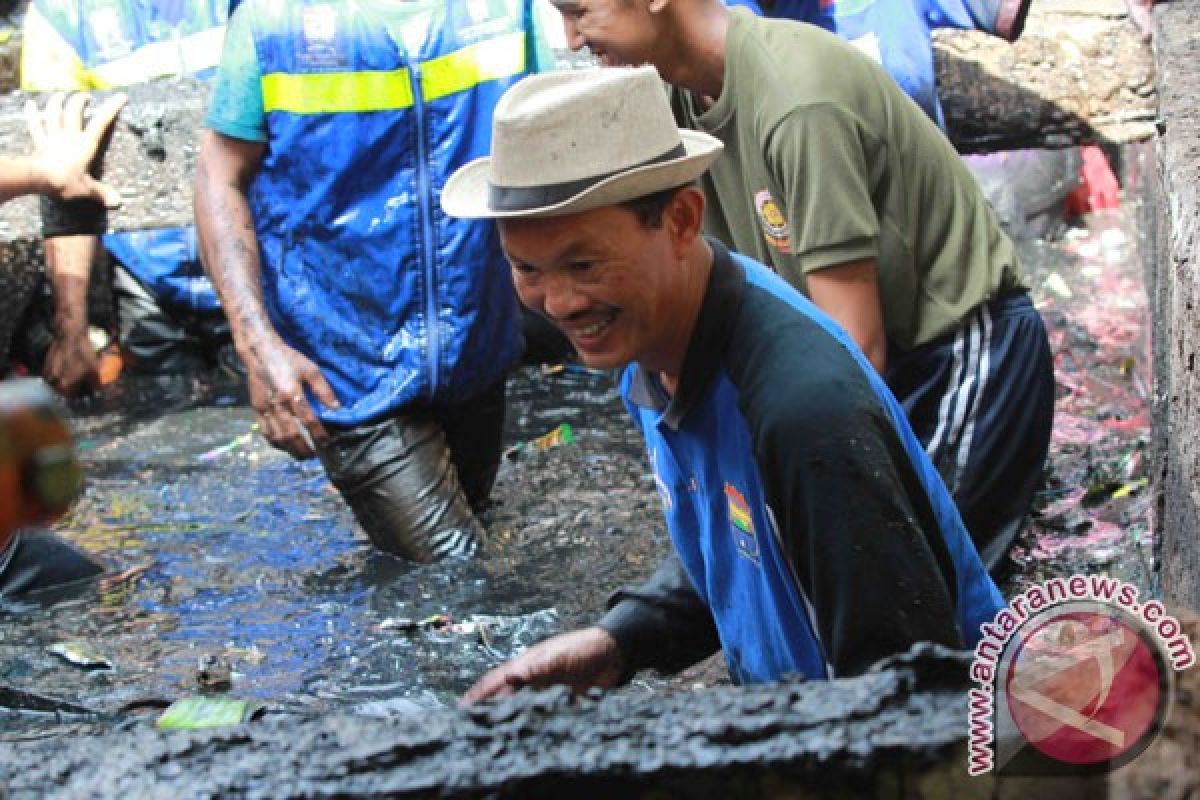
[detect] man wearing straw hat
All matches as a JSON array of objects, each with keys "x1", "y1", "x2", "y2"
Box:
[
  {"x1": 445, "y1": 66, "x2": 1002, "y2": 700},
  {"x1": 547, "y1": 0, "x2": 1055, "y2": 580}
]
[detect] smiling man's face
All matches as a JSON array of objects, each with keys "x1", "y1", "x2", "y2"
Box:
[
  {"x1": 499, "y1": 201, "x2": 692, "y2": 374},
  {"x1": 550, "y1": 0, "x2": 660, "y2": 67}
]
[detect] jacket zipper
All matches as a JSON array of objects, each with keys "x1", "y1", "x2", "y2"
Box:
[{"x1": 410, "y1": 61, "x2": 440, "y2": 397}]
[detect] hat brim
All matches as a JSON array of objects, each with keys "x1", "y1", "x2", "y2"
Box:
[{"x1": 440, "y1": 129, "x2": 723, "y2": 220}]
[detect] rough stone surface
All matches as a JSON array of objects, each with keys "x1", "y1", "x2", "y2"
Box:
[
  {"x1": 1150, "y1": 0, "x2": 1200, "y2": 612},
  {"x1": 0, "y1": 645, "x2": 1002, "y2": 799},
  {"x1": 936, "y1": 0, "x2": 1157, "y2": 154}
]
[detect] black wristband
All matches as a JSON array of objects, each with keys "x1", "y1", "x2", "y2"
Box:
[{"x1": 39, "y1": 196, "x2": 107, "y2": 238}]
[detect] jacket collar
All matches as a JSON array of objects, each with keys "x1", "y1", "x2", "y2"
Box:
[{"x1": 626, "y1": 237, "x2": 745, "y2": 430}]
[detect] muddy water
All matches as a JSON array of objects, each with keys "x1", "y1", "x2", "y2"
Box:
[
  {"x1": 0, "y1": 366, "x2": 671, "y2": 735},
  {"x1": 1008, "y1": 145, "x2": 1155, "y2": 594},
  {"x1": 0, "y1": 145, "x2": 1155, "y2": 740}
]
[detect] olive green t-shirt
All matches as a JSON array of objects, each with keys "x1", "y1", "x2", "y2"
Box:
[{"x1": 670, "y1": 10, "x2": 1023, "y2": 352}]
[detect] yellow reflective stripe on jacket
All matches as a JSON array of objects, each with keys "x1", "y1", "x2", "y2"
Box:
[
  {"x1": 421, "y1": 31, "x2": 527, "y2": 102},
  {"x1": 262, "y1": 69, "x2": 415, "y2": 114},
  {"x1": 261, "y1": 31, "x2": 527, "y2": 114},
  {"x1": 19, "y1": 5, "x2": 92, "y2": 91},
  {"x1": 87, "y1": 26, "x2": 227, "y2": 88}
]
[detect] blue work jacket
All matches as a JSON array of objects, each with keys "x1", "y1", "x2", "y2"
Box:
[
  {"x1": 245, "y1": 0, "x2": 528, "y2": 425},
  {"x1": 26, "y1": 0, "x2": 229, "y2": 313}
]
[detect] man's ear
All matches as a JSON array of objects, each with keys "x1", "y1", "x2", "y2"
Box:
[{"x1": 665, "y1": 185, "x2": 705, "y2": 255}]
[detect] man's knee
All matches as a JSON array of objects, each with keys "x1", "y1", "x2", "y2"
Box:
[{"x1": 318, "y1": 414, "x2": 486, "y2": 562}]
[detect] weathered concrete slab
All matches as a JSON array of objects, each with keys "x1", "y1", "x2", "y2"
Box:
[
  {"x1": 936, "y1": 0, "x2": 1157, "y2": 153},
  {"x1": 0, "y1": 645, "x2": 1005, "y2": 799},
  {"x1": 1150, "y1": 1, "x2": 1200, "y2": 612}
]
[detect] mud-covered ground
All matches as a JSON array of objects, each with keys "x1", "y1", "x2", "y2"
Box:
[{"x1": 0, "y1": 145, "x2": 1157, "y2": 743}]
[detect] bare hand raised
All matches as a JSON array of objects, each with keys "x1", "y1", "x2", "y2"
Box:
[{"x1": 25, "y1": 92, "x2": 127, "y2": 207}]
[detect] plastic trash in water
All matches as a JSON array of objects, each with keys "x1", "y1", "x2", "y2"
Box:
[
  {"x1": 197, "y1": 424, "x2": 260, "y2": 462},
  {"x1": 421, "y1": 609, "x2": 560, "y2": 661},
  {"x1": 47, "y1": 641, "x2": 113, "y2": 671},
  {"x1": 504, "y1": 424, "x2": 575, "y2": 461},
  {"x1": 156, "y1": 695, "x2": 259, "y2": 730}
]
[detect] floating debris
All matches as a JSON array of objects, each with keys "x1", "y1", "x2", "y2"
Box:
[
  {"x1": 1042, "y1": 272, "x2": 1073, "y2": 299},
  {"x1": 504, "y1": 423, "x2": 575, "y2": 461},
  {"x1": 46, "y1": 642, "x2": 113, "y2": 671},
  {"x1": 424, "y1": 609, "x2": 560, "y2": 661},
  {"x1": 0, "y1": 685, "x2": 96, "y2": 715},
  {"x1": 194, "y1": 654, "x2": 233, "y2": 691},
  {"x1": 196, "y1": 424, "x2": 260, "y2": 462},
  {"x1": 156, "y1": 696, "x2": 257, "y2": 730}
]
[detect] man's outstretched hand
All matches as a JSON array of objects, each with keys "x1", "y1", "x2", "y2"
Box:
[
  {"x1": 461, "y1": 626, "x2": 625, "y2": 705},
  {"x1": 25, "y1": 92, "x2": 126, "y2": 207}
]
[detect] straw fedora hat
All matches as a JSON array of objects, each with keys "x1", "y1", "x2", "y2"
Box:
[{"x1": 441, "y1": 65, "x2": 723, "y2": 219}]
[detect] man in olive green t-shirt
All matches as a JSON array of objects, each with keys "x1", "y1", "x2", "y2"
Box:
[{"x1": 550, "y1": 0, "x2": 1054, "y2": 575}]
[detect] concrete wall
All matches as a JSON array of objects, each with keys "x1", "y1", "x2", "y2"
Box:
[{"x1": 1150, "y1": 1, "x2": 1200, "y2": 612}]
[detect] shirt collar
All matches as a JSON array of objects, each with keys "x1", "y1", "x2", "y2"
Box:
[{"x1": 626, "y1": 237, "x2": 746, "y2": 430}]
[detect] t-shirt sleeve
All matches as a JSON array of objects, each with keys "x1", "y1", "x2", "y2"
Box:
[
  {"x1": 765, "y1": 104, "x2": 881, "y2": 280},
  {"x1": 19, "y1": 4, "x2": 91, "y2": 91},
  {"x1": 735, "y1": 311, "x2": 964, "y2": 676},
  {"x1": 204, "y1": 2, "x2": 267, "y2": 143},
  {"x1": 597, "y1": 551, "x2": 722, "y2": 680}
]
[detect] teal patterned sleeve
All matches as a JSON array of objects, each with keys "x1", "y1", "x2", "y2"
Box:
[{"x1": 203, "y1": 1, "x2": 267, "y2": 142}]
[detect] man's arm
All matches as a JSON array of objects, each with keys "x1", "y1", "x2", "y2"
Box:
[
  {"x1": 462, "y1": 552, "x2": 721, "y2": 703},
  {"x1": 805, "y1": 257, "x2": 887, "y2": 373},
  {"x1": 14, "y1": 92, "x2": 126, "y2": 394},
  {"x1": 596, "y1": 552, "x2": 722, "y2": 676},
  {"x1": 194, "y1": 131, "x2": 338, "y2": 458},
  {"x1": 764, "y1": 106, "x2": 889, "y2": 373},
  {"x1": 735, "y1": 320, "x2": 963, "y2": 677}
]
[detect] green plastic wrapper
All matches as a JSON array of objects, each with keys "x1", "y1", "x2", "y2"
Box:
[{"x1": 156, "y1": 696, "x2": 254, "y2": 730}]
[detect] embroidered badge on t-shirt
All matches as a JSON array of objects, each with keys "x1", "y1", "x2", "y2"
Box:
[
  {"x1": 299, "y1": 5, "x2": 345, "y2": 69},
  {"x1": 725, "y1": 483, "x2": 760, "y2": 565},
  {"x1": 754, "y1": 189, "x2": 791, "y2": 253}
]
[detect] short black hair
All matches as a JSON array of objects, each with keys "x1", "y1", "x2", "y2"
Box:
[{"x1": 618, "y1": 183, "x2": 695, "y2": 228}]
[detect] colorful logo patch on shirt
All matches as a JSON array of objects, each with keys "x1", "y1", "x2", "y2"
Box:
[
  {"x1": 299, "y1": 6, "x2": 346, "y2": 69},
  {"x1": 754, "y1": 189, "x2": 791, "y2": 253},
  {"x1": 89, "y1": 7, "x2": 134, "y2": 61},
  {"x1": 725, "y1": 483, "x2": 760, "y2": 564}
]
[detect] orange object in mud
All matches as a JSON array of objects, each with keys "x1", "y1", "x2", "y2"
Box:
[
  {"x1": 96, "y1": 343, "x2": 124, "y2": 386},
  {"x1": 0, "y1": 379, "x2": 83, "y2": 553}
]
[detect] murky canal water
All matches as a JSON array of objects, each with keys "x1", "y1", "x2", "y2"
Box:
[{"x1": 0, "y1": 144, "x2": 1155, "y2": 740}]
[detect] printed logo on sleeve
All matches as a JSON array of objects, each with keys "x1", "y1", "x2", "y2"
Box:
[
  {"x1": 754, "y1": 189, "x2": 791, "y2": 253},
  {"x1": 725, "y1": 483, "x2": 760, "y2": 564}
]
